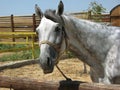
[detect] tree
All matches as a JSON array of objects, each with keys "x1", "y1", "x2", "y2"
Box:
[{"x1": 88, "y1": 1, "x2": 106, "y2": 22}]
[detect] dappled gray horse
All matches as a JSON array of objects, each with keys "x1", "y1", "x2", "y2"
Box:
[{"x1": 35, "y1": 1, "x2": 120, "y2": 84}]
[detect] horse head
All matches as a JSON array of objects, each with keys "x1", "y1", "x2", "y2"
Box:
[{"x1": 35, "y1": 1, "x2": 67, "y2": 74}]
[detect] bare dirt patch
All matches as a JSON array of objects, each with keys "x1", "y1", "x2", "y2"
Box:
[{"x1": 0, "y1": 58, "x2": 91, "y2": 90}]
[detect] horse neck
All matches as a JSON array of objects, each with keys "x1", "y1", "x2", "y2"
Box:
[
  {"x1": 62, "y1": 15, "x2": 110, "y2": 69},
  {"x1": 63, "y1": 15, "x2": 102, "y2": 49}
]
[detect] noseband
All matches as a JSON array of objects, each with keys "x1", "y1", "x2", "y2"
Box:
[
  {"x1": 39, "y1": 40, "x2": 61, "y2": 53},
  {"x1": 38, "y1": 16, "x2": 70, "y2": 80},
  {"x1": 39, "y1": 32, "x2": 70, "y2": 80},
  {"x1": 39, "y1": 30, "x2": 68, "y2": 63}
]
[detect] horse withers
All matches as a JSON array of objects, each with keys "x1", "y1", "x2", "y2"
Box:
[{"x1": 35, "y1": 1, "x2": 120, "y2": 84}]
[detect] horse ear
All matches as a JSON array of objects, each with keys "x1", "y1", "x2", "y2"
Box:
[
  {"x1": 35, "y1": 4, "x2": 43, "y2": 18},
  {"x1": 56, "y1": 1, "x2": 64, "y2": 15}
]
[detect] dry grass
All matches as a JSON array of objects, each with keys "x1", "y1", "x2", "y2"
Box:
[{"x1": 0, "y1": 58, "x2": 91, "y2": 90}]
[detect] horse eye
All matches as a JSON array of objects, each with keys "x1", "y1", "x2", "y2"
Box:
[{"x1": 55, "y1": 27, "x2": 61, "y2": 32}]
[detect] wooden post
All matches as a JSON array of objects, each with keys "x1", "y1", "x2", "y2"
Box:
[
  {"x1": 88, "y1": 10, "x2": 91, "y2": 20},
  {"x1": 32, "y1": 13, "x2": 37, "y2": 42},
  {"x1": 0, "y1": 76, "x2": 120, "y2": 90},
  {"x1": 11, "y1": 14, "x2": 15, "y2": 43},
  {"x1": 33, "y1": 13, "x2": 36, "y2": 32},
  {"x1": 31, "y1": 34, "x2": 35, "y2": 59}
]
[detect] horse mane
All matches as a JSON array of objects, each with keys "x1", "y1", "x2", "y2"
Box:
[
  {"x1": 44, "y1": 9, "x2": 64, "y2": 25},
  {"x1": 44, "y1": 9, "x2": 118, "y2": 31}
]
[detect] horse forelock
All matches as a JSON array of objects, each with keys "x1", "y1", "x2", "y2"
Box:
[{"x1": 44, "y1": 9, "x2": 64, "y2": 25}]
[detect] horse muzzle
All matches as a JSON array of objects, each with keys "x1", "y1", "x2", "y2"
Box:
[{"x1": 39, "y1": 57, "x2": 54, "y2": 74}]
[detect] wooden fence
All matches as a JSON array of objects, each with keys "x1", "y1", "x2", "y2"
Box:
[
  {"x1": 0, "y1": 12, "x2": 112, "y2": 59},
  {"x1": 0, "y1": 12, "x2": 110, "y2": 44},
  {"x1": 0, "y1": 14, "x2": 40, "y2": 32},
  {"x1": 0, "y1": 14, "x2": 40, "y2": 41},
  {"x1": 0, "y1": 12, "x2": 110, "y2": 33},
  {"x1": 0, "y1": 13, "x2": 120, "y2": 90},
  {"x1": 0, "y1": 76, "x2": 120, "y2": 90},
  {"x1": 71, "y1": 11, "x2": 110, "y2": 22},
  {"x1": 0, "y1": 14, "x2": 40, "y2": 59},
  {"x1": 0, "y1": 32, "x2": 38, "y2": 59},
  {"x1": 0, "y1": 13, "x2": 111, "y2": 33}
]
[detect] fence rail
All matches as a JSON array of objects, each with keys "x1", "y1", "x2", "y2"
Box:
[
  {"x1": 0, "y1": 76, "x2": 120, "y2": 90},
  {"x1": 0, "y1": 13, "x2": 110, "y2": 33},
  {"x1": 0, "y1": 32, "x2": 38, "y2": 59},
  {"x1": 0, "y1": 13, "x2": 110, "y2": 32},
  {"x1": 71, "y1": 11, "x2": 110, "y2": 22},
  {"x1": 0, "y1": 14, "x2": 40, "y2": 32},
  {"x1": 0, "y1": 12, "x2": 111, "y2": 59}
]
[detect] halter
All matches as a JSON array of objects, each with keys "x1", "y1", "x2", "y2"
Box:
[
  {"x1": 39, "y1": 16, "x2": 70, "y2": 80},
  {"x1": 39, "y1": 31, "x2": 68, "y2": 64},
  {"x1": 39, "y1": 40, "x2": 61, "y2": 53},
  {"x1": 39, "y1": 33, "x2": 71, "y2": 80}
]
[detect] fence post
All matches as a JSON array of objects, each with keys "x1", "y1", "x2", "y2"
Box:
[
  {"x1": 11, "y1": 14, "x2": 15, "y2": 43},
  {"x1": 31, "y1": 34, "x2": 35, "y2": 59},
  {"x1": 33, "y1": 13, "x2": 37, "y2": 42},
  {"x1": 33, "y1": 14, "x2": 36, "y2": 32},
  {"x1": 88, "y1": 10, "x2": 91, "y2": 20}
]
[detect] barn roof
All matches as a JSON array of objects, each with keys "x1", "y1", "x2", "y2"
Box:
[{"x1": 110, "y1": 4, "x2": 120, "y2": 15}]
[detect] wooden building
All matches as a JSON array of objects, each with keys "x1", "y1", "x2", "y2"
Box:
[{"x1": 110, "y1": 4, "x2": 120, "y2": 26}]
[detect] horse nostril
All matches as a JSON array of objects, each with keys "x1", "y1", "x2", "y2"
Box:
[{"x1": 47, "y1": 57, "x2": 52, "y2": 67}]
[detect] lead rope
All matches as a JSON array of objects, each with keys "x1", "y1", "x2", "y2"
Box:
[
  {"x1": 10, "y1": 84, "x2": 13, "y2": 90},
  {"x1": 56, "y1": 64, "x2": 71, "y2": 81},
  {"x1": 55, "y1": 37, "x2": 71, "y2": 81}
]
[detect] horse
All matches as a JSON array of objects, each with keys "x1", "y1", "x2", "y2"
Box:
[{"x1": 35, "y1": 1, "x2": 120, "y2": 84}]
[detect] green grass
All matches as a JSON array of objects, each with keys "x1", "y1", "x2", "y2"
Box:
[
  {"x1": 0, "y1": 49, "x2": 40, "y2": 62},
  {"x1": 0, "y1": 44, "x2": 40, "y2": 62},
  {"x1": 0, "y1": 44, "x2": 75, "y2": 62},
  {"x1": 66, "y1": 51, "x2": 75, "y2": 58},
  {"x1": 0, "y1": 44, "x2": 25, "y2": 50}
]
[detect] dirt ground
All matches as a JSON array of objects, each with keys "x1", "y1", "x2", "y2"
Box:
[{"x1": 0, "y1": 58, "x2": 92, "y2": 90}]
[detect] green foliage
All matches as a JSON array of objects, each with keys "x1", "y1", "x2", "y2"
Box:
[
  {"x1": 0, "y1": 44, "x2": 75, "y2": 62},
  {"x1": 0, "y1": 48, "x2": 40, "y2": 62},
  {"x1": 0, "y1": 44, "x2": 12, "y2": 50},
  {"x1": 88, "y1": 1, "x2": 106, "y2": 22},
  {"x1": 88, "y1": 1, "x2": 106, "y2": 15},
  {"x1": 0, "y1": 44, "x2": 25, "y2": 50},
  {"x1": 66, "y1": 51, "x2": 75, "y2": 58},
  {"x1": 0, "y1": 52, "x2": 26, "y2": 62}
]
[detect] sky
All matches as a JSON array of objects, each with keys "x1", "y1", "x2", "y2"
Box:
[{"x1": 0, "y1": 0, "x2": 119, "y2": 16}]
